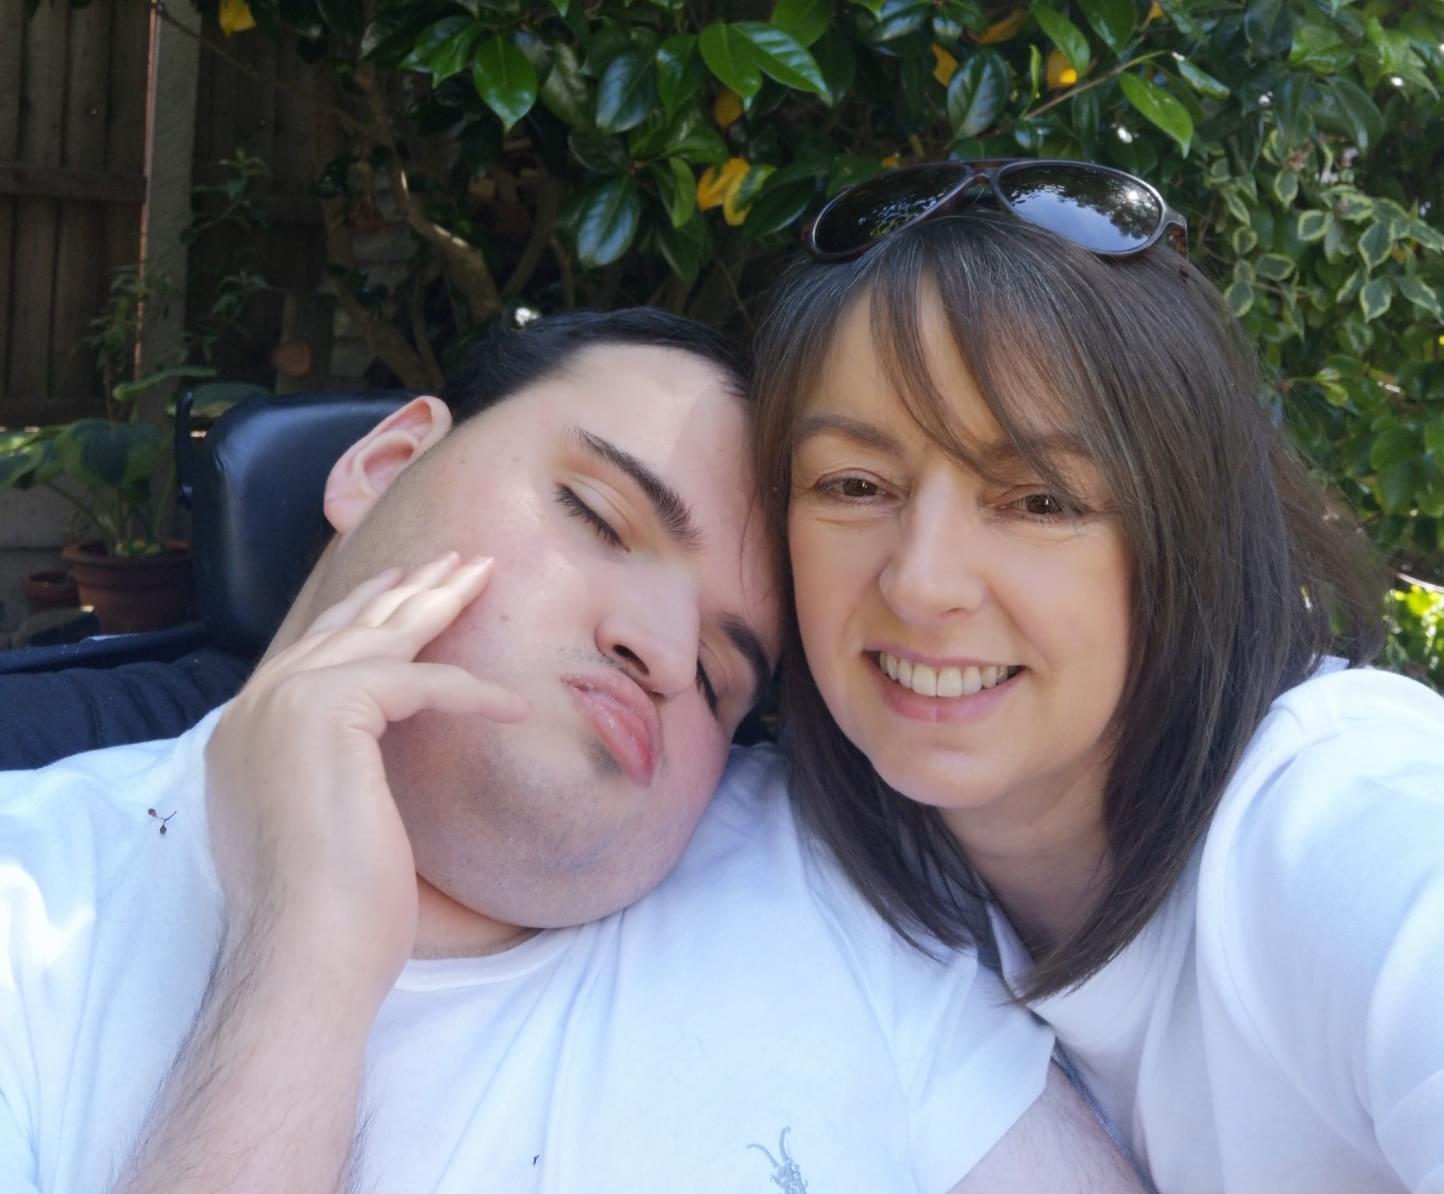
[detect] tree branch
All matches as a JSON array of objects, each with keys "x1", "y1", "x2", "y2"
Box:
[
  {"x1": 356, "y1": 65, "x2": 503, "y2": 326},
  {"x1": 503, "y1": 174, "x2": 564, "y2": 298}
]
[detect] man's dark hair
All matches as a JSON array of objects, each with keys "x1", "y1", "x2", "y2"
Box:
[{"x1": 445, "y1": 307, "x2": 746, "y2": 423}]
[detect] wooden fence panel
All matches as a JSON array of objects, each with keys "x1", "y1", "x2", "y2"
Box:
[
  {"x1": 0, "y1": 0, "x2": 148, "y2": 426},
  {"x1": 7, "y1": 1, "x2": 68, "y2": 411}
]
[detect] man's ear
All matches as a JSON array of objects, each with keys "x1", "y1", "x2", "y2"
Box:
[{"x1": 322, "y1": 396, "x2": 453, "y2": 534}]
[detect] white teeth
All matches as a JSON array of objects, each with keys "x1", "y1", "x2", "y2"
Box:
[{"x1": 878, "y1": 653, "x2": 1018, "y2": 698}]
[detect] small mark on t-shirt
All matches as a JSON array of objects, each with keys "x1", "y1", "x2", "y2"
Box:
[{"x1": 747, "y1": 1127, "x2": 809, "y2": 1192}]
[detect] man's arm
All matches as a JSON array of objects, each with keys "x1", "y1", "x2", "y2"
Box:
[
  {"x1": 112, "y1": 553, "x2": 526, "y2": 1194},
  {"x1": 951, "y1": 1064, "x2": 1149, "y2": 1194}
]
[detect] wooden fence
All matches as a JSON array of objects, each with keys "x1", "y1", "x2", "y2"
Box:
[{"x1": 0, "y1": 0, "x2": 151, "y2": 426}]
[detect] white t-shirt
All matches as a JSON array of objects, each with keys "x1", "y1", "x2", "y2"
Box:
[
  {"x1": 992, "y1": 666, "x2": 1444, "y2": 1194},
  {"x1": 0, "y1": 717, "x2": 1052, "y2": 1194}
]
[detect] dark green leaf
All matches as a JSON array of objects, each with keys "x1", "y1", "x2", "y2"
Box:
[
  {"x1": 1321, "y1": 78, "x2": 1384, "y2": 152},
  {"x1": 1077, "y1": 0, "x2": 1134, "y2": 56},
  {"x1": 1244, "y1": 0, "x2": 1294, "y2": 58},
  {"x1": 741, "y1": 166, "x2": 820, "y2": 239},
  {"x1": 1372, "y1": 427, "x2": 1417, "y2": 468},
  {"x1": 1175, "y1": 58, "x2": 1229, "y2": 100},
  {"x1": 811, "y1": 27, "x2": 857, "y2": 98},
  {"x1": 947, "y1": 50, "x2": 1009, "y2": 139},
  {"x1": 1288, "y1": 19, "x2": 1352, "y2": 74},
  {"x1": 595, "y1": 50, "x2": 657, "y2": 133},
  {"x1": 58, "y1": 420, "x2": 164, "y2": 490},
  {"x1": 427, "y1": 21, "x2": 483, "y2": 83},
  {"x1": 699, "y1": 23, "x2": 763, "y2": 101},
  {"x1": 1271, "y1": 75, "x2": 1313, "y2": 148},
  {"x1": 632, "y1": 106, "x2": 729, "y2": 164},
  {"x1": 1296, "y1": 210, "x2": 1331, "y2": 243},
  {"x1": 1225, "y1": 278, "x2": 1256, "y2": 316},
  {"x1": 575, "y1": 175, "x2": 643, "y2": 267},
  {"x1": 1360, "y1": 276, "x2": 1392, "y2": 321},
  {"x1": 1376, "y1": 460, "x2": 1417, "y2": 513},
  {"x1": 1272, "y1": 170, "x2": 1298, "y2": 207},
  {"x1": 401, "y1": 16, "x2": 470, "y2": 75},
  {"x1": 1032, "y1": 4, "x2": 1091, "y2": 75},
  {"x1": 1232, "y1": 226, "x2": 1259, "y2": 255},
  {"x1": 541, "y1": 44, "x2": 592, "y2": 128},
  {"x1": 1398, "y1": 275, "x2": 1444, "y2": 320},
  {"x1": 734, "y1": 22, "x2": 828, "y2": 96},
  {"x1": 0, "y1": 443, "x2": 44, "y2": 490},
  {"x1": 474, "y1": 35, "x2": 538, "y2": 132},
  {"x1": 656, "y1": 36, "x2": 705, "y2": 116},
  {"x1": 1119, "y1": 73, "x2": 1193, "y2": 153},
  {"x1": 569, "y1": 130, "x2": 630, "y2": 173},
  {"x1": 1358, "y1": 222, "x2": 1395, "y2": 269},
  {"x1": 1256, "y1": 253, "x2": 1296, "y2": 280},
  {"x1": 650, "y1": 157, "x2": 697, "y2": 228},
  {"x1": 771, "y1": 0, "x2": 831, "y2": 47},
  {"x1": 112, "y1": 365, "x2": 217, "y2": 404},
  {"x1": 656, "y1": 211, "x2": 711, "y2": 283},
  {"x1": 867, "y1": 0, "x2": 930, "y2": 43}
]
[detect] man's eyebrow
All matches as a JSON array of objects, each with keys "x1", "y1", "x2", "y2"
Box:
[
  {"x1": 793, "y1": 413, "x2": 904, "y2": 456},
  {"x1": 571, "y1": 426, "x2": 702, "y2": 550},
  {"x1": 722, "y1": 613, "x2": 773, "y2": 715}
]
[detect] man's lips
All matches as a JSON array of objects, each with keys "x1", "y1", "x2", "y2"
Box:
[{"x1": 563, "y1": 670, "x2": 660, "y2": 785}]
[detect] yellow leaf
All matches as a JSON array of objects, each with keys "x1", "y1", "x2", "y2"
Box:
[
  {"x1": 1046, "y1": 50, "x2": 1078, "y2": 90},
  {"x1": 713, "y1": 89, "x2": 744, "y2": 130},
  {"x1": 218, "y1": 0, "x2": 256, "y2": 35},
  {"x1": 931, "y1": 44, "x2": 959, "y2": 86},
  {"x1": 1143, "y1": 0, "x2": 1164, "y2": 27},
  {"x1": 698, "y1": 157, "x2": 749, "y2": 211},
  {"x1": 881, "y1": 154, "x2": 901, "y2": 168},
  {"x1": 976, "y1": 8, "x2": 1027, "y2": 44},
  {"x1": 723, "y1": 161, "x2": 772, "y2": 226}
]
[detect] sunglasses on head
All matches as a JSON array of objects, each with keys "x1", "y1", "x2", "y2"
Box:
[{"x1": 804, "y1": 158, "x2": 1189, "y2": 262}]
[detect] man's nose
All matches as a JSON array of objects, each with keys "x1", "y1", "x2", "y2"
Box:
[
  {"x1": 877, "y1": 482, "x2": 988, "y2": 625},
  {"x1": 596, "y1": 569, "x2": 700, "y2": 698}
]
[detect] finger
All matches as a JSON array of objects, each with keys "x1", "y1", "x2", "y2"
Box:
[
  {"x1": 313, "y1": 659, "x2": 530, "y2": 729},
  {"x1": 303, "y1": 565, "x2": 405, "y2": 637},
  {"x1": 352, "y1": 550, "x2": 465, "y2": 628},
  {"x1": 275, "y1": 552, "x2": 469, "y2": 673}
]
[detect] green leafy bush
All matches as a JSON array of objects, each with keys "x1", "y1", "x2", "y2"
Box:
[{"x1": 177, "y1": 1, "x2": 1444, "y2": 680}]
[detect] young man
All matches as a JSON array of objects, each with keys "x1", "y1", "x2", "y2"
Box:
[{"x1": 0, "y1": 311, "x2": 1142, "y2": 1193}]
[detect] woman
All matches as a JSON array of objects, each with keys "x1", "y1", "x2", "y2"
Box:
[{"x1": 752, "y1": 160, "x2": 1444, "y2": 1193}]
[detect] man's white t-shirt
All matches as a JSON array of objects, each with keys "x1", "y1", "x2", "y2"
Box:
[
  {"x1": 0, "y1": 718, "x2": 1052, "y2": 1193},
  {"x1": 993, "y1": 666, "x2": 1444, "y2": 1193}
]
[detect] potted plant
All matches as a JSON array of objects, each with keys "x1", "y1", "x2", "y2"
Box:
[{"x1": 0, "y1": 363, "x2": 216, "y2": 634}]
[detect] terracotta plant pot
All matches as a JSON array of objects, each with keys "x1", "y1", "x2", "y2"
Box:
[
  {"x1": 61, "y1": 540, "x2": 193, "y2": 634},
  {"x1": 23, "y1": 570, "x2": 80, "y2": 614}
]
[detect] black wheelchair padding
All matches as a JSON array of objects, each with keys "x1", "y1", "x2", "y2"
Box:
[{"x1": 192, "y1": 391, "x2": 411, "y2": 657}]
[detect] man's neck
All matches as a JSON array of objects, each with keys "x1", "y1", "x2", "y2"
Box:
[{"x1": 412, "y1": 875, "x2": 540, "y2": 959}]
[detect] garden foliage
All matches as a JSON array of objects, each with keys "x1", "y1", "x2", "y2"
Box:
[{"x1": 198, "y1": 0, "x2": 1444, "y2": 683}]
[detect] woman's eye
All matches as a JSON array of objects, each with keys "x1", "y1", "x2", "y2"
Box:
[
  {"x1": 556, "y1": 485, "x2": 623, "y2": 547},
  {"x1": 1012, "y1": 492, "x2": 1072, "y2": 519},
  {"x1": 819, "y1": 475, "x2": 884, "y2": 500}
]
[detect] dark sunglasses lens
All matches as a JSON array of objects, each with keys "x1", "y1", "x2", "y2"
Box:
[
  {"x1": 813, "y1": 164, "x2": 964, "y2": 256},
  {"x1": 998, "y1": 164, "x2": 1162, "y2": 252}
]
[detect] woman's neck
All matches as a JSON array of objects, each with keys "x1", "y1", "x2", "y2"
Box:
[{"x1": 943, "y1": 776, "x2": 1110, "y2": 957}]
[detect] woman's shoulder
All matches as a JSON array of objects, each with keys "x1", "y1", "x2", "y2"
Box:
[
  {"x1": 1196, "y1": 664, "x2": 1444, "y2": 989},
  {"x1": 1211, "y1": 663, "x2": 1444, "y2": 838}
]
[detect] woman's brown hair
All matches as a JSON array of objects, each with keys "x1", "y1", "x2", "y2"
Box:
[{"x1": 752, "y1": 209, "x2": 1385, "y2": 998}]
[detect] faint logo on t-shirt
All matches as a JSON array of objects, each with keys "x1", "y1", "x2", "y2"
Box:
[{"x1": 747, "y1": 1126, "x2": 809, "y2": 1192}]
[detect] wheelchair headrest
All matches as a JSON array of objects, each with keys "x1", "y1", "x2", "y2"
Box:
[{"x1": 191, "y1": 391, "x2": 411, "y2": 656}]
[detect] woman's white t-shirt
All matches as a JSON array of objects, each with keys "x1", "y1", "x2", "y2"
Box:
[{"x1": 994, "y1": 666, "x2": 1444, "y2": 1193}]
